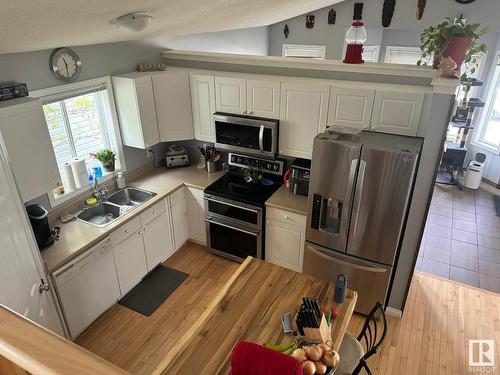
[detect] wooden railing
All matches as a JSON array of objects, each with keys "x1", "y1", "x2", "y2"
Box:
[{"x1": 0, "y1": 305, "x2": 128, "y2": 375}]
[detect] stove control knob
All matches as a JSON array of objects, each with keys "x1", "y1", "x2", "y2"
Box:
[
  {"x1": 237, "y1": 157, "x2": 242, "y2": 164},
  {"x1": 273, "y1": 164, "x2": 279, "y2": 171},
  {"x1": 266, "y1": 163, "x2": 272, "y2": 170}
]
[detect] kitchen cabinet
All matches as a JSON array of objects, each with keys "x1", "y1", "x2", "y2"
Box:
[
  {"x1": 265, "y1": 207, "x2": 306, "y2": 272},
  {"x1": 279, "y1": 82, "x2": 330, "y2": 159},
  {"x1": 185, "y1": 187, "x2": 206, "y2": 245},
  {"x1": 170, "y1": 189, "x2": 189, "y2": 250},
  {"x1": 327, "y1": 85, "x2": 374, "y2": 131},
  {"x1": 246, "y1": 79, "x2": 280, "y2": 119},
  {"x1": 371, "y1": 89, "x2": 424, "y2": 136},
  {"x1": 0, "y1": 98, "x2": 62, "y2": 202},
  {"x1": 112, "y1": 74, "x2": 160, "y2": 149},
  {"x1": 190, "y1": 74, "x2": 216, "y2": 142},
  {"x1": 142, "y1": 211, "x2": 175, "y2": 270},
  {"x1": 215, "y1": 77, "x2": 247, "y2": 115},
  {"x1": 153, "y1": 71, "x2": 194, "y2": 142}
]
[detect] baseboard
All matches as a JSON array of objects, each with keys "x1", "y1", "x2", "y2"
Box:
[
  {"x1": 385, "y1": 306, "x2": 403, "y2": 318},
  {"x1": 482, "y1": 177, "x2": 500, "y2": 189}
]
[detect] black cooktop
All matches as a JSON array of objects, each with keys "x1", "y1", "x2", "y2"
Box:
[{"x1": 204, "y1": 172, "x2": 282, "y2": 207}]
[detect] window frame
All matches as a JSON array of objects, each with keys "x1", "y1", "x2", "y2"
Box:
[
  {"x1": 383, "y1": 46, "x2": 431, "y2": 65},
  {"x1": 362, "y1": 46, "x2": 381, "y2": 63},
  {"x1": 30, "y1": 76, "x2": 126, "y2": 206},
  {"x1": 282, "y1": 44, "x2": 326, "y2": 59},
  {"x1": 473, "y1": 51, "x2": 500, "y2": 154}
]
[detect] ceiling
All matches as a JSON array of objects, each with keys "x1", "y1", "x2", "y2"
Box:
[{"x1": 0, "y1": 0, "x2": 346, "y2": 55}]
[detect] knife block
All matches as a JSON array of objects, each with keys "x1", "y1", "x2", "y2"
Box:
[{"x1": 300, "y1": 313, "x2": 332, "y2": 343}]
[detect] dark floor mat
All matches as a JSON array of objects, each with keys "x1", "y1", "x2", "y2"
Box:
[
  {"x1": 494, "y1": 195, "x2": 500, "y2": 217},
  {"x1": 118, "y1": 265, "x2": 189, "y2": 316}
]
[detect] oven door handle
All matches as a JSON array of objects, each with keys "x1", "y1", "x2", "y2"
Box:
[
  {"x1": 205, "y1": 218, "x2": 260, "y2": 237},
  {"x1": 204, "y1": 197, "x2": 260, "y2": 214},
  {"x1": 258, "y1": 125, "x2": 264, "y2": 152}
]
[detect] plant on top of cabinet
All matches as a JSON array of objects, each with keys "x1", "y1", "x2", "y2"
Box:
[{"x1": 95, "y1": 148, "x2": 116, "y2": 172}]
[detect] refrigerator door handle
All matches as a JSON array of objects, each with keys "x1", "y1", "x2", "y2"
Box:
[
  {"x1": 339, "y1": 158, "x2": 359, "y2": 241},
  {"x1": 307, "y1": 243, "x2": 387, "y2": 273},
  {"x1": 350, "y1": 159, "x2": 366, "y2": 242}
]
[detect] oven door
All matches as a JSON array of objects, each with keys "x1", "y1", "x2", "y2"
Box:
[
  {"x1": 205, "y1": 216, "x2": 262, "y2": 262},
  {"x1": 213, "y1": 113, "x2": 278, "y2": 158},
  {"x1": 205, "y1": 194, "x2": 262, "y2": 229}
]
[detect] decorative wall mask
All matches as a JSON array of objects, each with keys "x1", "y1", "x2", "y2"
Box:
[
  {"x1": 382, "y1": 0, "x2": 396, "y2": 27},
  {"x1": 455, "y1": 0, "x2": 475, "y2": 3},
  {"x1": 284, "y1": 24, "x2": 289, "y2": 39},
  {"x1": 416, "y1": 0, "x2": 426, "y2": 20},
  {"x1": 328, "y1": 9, "x2": 337, "y2": 24},
  {"x1": 306, "y1": 15, "x2": 315, "y2": 29}
]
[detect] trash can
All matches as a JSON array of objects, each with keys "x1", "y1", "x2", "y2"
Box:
[{"x1": 464, "y1": 153, "x2": 486, "y2": 189}]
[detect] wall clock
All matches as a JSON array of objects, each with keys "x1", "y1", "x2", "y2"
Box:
[
  {"x1": 49, "y1": 48, "x2": 82, "y2": 82},
  {"x1": 455, "y1": 0, "x2": 475, "y2": 3}
]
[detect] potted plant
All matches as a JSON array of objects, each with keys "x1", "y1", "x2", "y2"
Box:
[
  {"x1": 95, "y1": 148, "x2": 117, "y2": 172},
  {"x1": 418, "y1": 17, "x2": 488, "y2": 71}
]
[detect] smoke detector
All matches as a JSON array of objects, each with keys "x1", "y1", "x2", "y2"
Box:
[{"x1": 115, "y1": 12, "x2": 152, "y2": 32}]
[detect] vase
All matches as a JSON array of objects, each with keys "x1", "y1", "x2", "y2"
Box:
[
  {"x1": 102, "y1": 160, "x2": 115, "y2": 173},
  {"x1": 433, "y1": 36, "x2": 472, "y2": 70}
]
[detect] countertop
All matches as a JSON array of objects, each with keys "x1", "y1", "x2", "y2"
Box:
[
  {"x1": 265, "y1": 185, "x2": 308, "y2": 215},
  {"x1": 41, "y1": 166, "x2": 225, "y2": 273},
  {"x1": 157, "y1": 257, "x2": 357, "y2": 374}
]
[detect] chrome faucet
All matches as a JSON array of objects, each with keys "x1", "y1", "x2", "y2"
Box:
[{"x1": 94, "y1": 177, "x2": 108, "y2": 202}]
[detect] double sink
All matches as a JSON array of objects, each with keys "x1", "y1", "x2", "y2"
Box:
[{"x1": 77, "y1": 187, "x2": 157, "y2": 227}]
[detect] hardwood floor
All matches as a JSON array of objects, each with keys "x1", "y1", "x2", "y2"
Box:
[{"x1": 76, "y1": 243, "x2": 500, "y2": 375}]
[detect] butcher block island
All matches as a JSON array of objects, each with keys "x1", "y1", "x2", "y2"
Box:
[{"x1": 157, "y1": 257, "x2": 357, "y2": 374}]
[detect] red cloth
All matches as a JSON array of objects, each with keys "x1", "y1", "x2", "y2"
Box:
[{"x1": 229, "y1": 341, "x2": 303, "y2": 375}]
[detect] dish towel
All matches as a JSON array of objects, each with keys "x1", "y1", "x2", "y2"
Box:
[{"x1": 229, "y1": 341, "x2": 303, "y2": 375}]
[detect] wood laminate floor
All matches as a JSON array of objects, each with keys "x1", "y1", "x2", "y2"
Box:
[{"x1": 76, "y1": 242, "x2": 500, "y2": 375}]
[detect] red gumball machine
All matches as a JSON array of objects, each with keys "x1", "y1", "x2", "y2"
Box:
[{"x1": 343, "y1": 3, "x2": 366, "y2": 64}]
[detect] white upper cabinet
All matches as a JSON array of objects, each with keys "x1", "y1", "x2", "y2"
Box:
[
  {"x1": 112, "y1": 74, "x2": 159, "y2": 149},
  {"x1": 0, "y1": 98, "x2": 61, "y2": 201},
  {"x1": 215, "y1": 77, "x2": 247, "y2": 115},
  {"x1": 246, "y1": 79, "x2": 280, "y2": 119},
  {"x1": 152, "y1": 71, "x2": 194, "y2": 142},
  {"x1": 327, "y1": 84, "x2": 374, "y2": 131},
  {"x1": 190, "y1": 74, "x2": 216, "y2": 142},
  {"x1": 279, "y1": 82, "x2": 330, "y2": 159},
  {"x1": 371, "y1": 89, "x2": 424, "y2": 136}
]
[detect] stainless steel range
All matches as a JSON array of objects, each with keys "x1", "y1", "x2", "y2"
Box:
[{"x1": 204, "y1": 152, "x2": 284, "y2": 262}]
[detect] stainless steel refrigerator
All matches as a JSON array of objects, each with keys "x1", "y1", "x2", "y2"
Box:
[{"x1": 303, "y1": 131, "x2": 422, "y2": 314}]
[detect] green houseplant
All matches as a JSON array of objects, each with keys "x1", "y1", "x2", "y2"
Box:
[
  {"x1": 95, "y1": 148, "x2": 117, "y2": 172},
  {"x1": 418, "y1": 17, "x2": 488, "y2": 74}
]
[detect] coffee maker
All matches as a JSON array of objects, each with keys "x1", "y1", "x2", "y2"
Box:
[{"x1": 26, "y1": 204, "x2": 54, "y2": 250}]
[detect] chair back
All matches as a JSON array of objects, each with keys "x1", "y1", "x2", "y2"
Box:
[{"x1": 352, "y1": 301, "x2": 388, "y2": 375}]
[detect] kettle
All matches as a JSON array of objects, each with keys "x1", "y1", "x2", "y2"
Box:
[{"x1": 26, "y1": 204, "x2": 54, "y2": 250}]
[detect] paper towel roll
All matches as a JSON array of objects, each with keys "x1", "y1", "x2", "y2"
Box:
[
  {"x1": 62, "y1": 162, "x2": 77, "y2": 192},
  {"x1": 71, "y1": 158, "x2": 88, "y2": 189}
]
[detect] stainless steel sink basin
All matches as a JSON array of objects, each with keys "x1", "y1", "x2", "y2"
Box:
[
  {"x1": 76, "y1": 187, "x2": 157, "y2": 227},
  {"x1": 106, "y1": 187, "x2": 157, "y2": 208},
  {"x1": 77, "y1": 202, "x2": 125, "y2": 227}
]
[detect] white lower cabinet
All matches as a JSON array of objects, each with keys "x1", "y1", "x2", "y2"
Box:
[
  {"x1": 170, "y1": 189, "x2": 189, "y2": 250},
  {"x1": 185, "y1": 187, "x2": 206, "y2": 245},
  {"x1": 265, "y1": 208, "x2": 306, "y2": 272},
  {"x1": 112, "y1": 230, "x2": 147, "y2": 295},
  {"x1": 142, "y1": 211, "x2": 175, "y2": 270}
]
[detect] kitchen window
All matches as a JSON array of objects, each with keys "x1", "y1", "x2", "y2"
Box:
[
  {"x1": 475, "y1": 52, "x2": 500, "y2": 153},
  {"x1": 31, "y1": 77, "x2": 125, "y2": 205},
  {"x1": 384, "y1": 46, "x2": 432, "y2": 65},
  {"x1": 282, "y1": 44, "x2": 326, "y2": 59}
]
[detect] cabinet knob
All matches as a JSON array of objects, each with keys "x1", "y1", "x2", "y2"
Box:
[
  {"x1": 138, "y1": 229, "x2": 142, "y2": 235},
  {"x1": 99, "y1": 248, "x2": 105, "y2": 255},
  {"x1": 143, "y1": 226, "x2": 147, "y2": 232},
  {"x1": 125, "y1": 229, "x2": 129, "y2": 233},
  {"x1": 284, "y1": 215, "x2": 290, "y2": 220},
  {"x1": 153, "y1": 209, "x2": 157, "y2": 214},
  {"x1": 241, "y1": 110, "x2": 246, "y2": 115},
  {"x1": 266, "y1": 221, "x2": 270, "y2": 224}
]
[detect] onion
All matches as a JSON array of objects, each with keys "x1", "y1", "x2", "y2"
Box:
[
  {"x1": 304, "y1": 344, "x2": 323, "y2": 361},
  {"x1": 291, "y1": 348, "x2": 307, "y2": 363},
  {"x1": 318, "y1": 342, "x2": 332, "y2": 354},
  {"x1": 322, "y1": 350, "x2": 340, "y2": 368},
  {"x1": 301, "y1": 360, "x2": 316, "y2": 375},
  {"x1": 315, "y1": 360, "x2": 328, "y2": 374}
]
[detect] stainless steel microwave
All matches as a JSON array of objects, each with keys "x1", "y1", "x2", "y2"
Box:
[{"x1": 213, "y1": 112, "x2": 278, "y2": 158}]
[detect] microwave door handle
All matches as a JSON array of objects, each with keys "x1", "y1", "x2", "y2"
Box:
[
  {"x1": 258, "y1": 125, "x2": 264, "y2": 152},
  {"x1": 351, "y1": 159, "x2": 366, "y2": 240}
]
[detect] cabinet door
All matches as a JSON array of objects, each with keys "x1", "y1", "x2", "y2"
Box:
[
  {"x1": 112, "y1": 231, "x2": 147, "y2": 295},
  {"x1": 327, "y1": 85, "x2": 374, "y2": 131},
  {"x1": 153, "y1": 72, "x2": 194, "y2": 142},
  {"x1": 112, "y1": 75, "x2": 159, "y2": 149},
  {"x1": 186, "y1": 197, "x2": 206, "y2": 245},
  {"x1": 215, "y1": 77, "x2": 247, "y2": 115},
  {"x1": 279, "y1": 82, "x2": 330, "y2": 159},
  {"x1": 246, "y1": 79, "x2": 280, "y2": 119},
  {"x1": 265, "y1": 219, "x2": 304, "y2": 272},
  {"x1": 142, "y1": 211, "x2": 175, "y2": 271},
  {"x1": 0, "y1": 98, "x2": 61, "y2": 201},
  {"x1": 170, "y1": 197, "x2": 189, "y2": 250},
  {"x1": 190, "y1": 74, "x2": 216, "y2": 142},
  {"x1": 371, "y1": 90, "x2": 424, "y2": 136}
]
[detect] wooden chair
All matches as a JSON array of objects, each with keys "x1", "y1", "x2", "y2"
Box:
[{"x1": 336, "y1": 301, "x2": 388, "y2": 375}]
